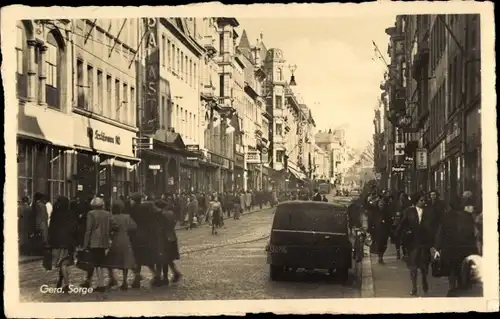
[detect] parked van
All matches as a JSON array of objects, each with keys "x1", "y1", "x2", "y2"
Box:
[{"x1": 265, "y1": 201, "x2": 352, "y2": 282}]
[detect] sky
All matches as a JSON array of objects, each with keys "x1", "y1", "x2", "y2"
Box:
[{"x1": 237, "y1": 16, "x2": 395, "y2": 151}]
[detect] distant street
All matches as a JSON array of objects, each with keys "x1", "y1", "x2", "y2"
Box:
[{"x1": 19, "y1": 199, "x2": 360, "y2": 302}]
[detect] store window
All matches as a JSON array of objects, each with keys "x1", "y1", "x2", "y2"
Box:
[
  {"x1": 18, "y1": 142, "x2": 34, "y2": 201},
  {"x1": 48, "y1": 147, "x2": 66, "y2": 203},
  {"x1": 276, "y1": 150, "x2": 285, "y2": 163},
  {"x1": 111, "y1": 166, "x2": 127, "y2": 200}
]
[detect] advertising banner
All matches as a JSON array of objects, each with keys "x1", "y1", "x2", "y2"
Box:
[
  {"x1": 416, "y1": 148, "x2": 428, "y2": 170},
  {"x1": 142, "y1": 18, "x2": 160, "y2": 134}
]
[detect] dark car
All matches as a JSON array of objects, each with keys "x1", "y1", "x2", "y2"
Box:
[{"x1": 265, "y1": 201, "x2": 352, "y2": 282}]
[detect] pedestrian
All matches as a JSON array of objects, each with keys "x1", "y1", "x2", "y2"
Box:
[
  {"x1": 18, "y1": 196, "x2": 31, "y2": 255},
  {"x1": 47, "y1": 196, "x2": 78, "y2": 292},
  {"x1": 105, "y1": 199, "x2": 137, "y2": 291},
  {"x1": 391, "y1": 191, "x2": 410, "y2": 259},
  {"x1": 208, "y1": 195, "x2": 223, "y2": 235},
  {"x1": 127, "y1": 192, "x2": 162, "y2": 289},
  {"x1": 245, "y1": 190, "x2": 252, "y2": 212},
  {"x1": 427, "y1": 190, "x2": 446, "y2": 235},
  {"x1": 372, "y1": 197, "x2": 392, "y2": 264},
  {"x1": 234, "y1": 192, "x2": 242, "y2": 220},
  {"x1": 154, "y1": 199, "x2": 183, "y2": 286},
  {"x1": 322, "y1": 194, "x2": 328, "y2": 202},
  {"x1": 433, "y1": 192, "x2": 479, "y2": 292},
  {"x1": 396, "y1": 194, "x2": 434, "y2": 296},
  {"x1": 312, "y1": 188, "x2": 322, "y2": 201},
  {"x1": 81, "y1": 197, "x2": 113, "y2": 292},
  {"x1": 186, "y1": 194, "x2": 198, "y2": 230},
  {"x1": 32, "y1": 192, "x2": 49, "y2": 255},
  {"x1": 44, "y1": 195, "x2": 54, "y2": 227}
]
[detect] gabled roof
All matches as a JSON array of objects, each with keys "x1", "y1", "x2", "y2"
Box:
[
  {"x1": 166, "y1": 132, "x2": 186, "y2": 149},
  {"x1": 238, "y1": 29, "x2": 253, "y2": 62}
]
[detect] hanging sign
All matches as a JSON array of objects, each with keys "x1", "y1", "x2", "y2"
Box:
[
  {"x1": 416, "y1": 148, "x2": 428, "y2": 170},
  {"x1": 246, "y1": 151, "x2": 261, "y2": 164},
  {"x1": 142, "y1": 18, "x2": 160, "y2": 134},
  {"x1": 394, "y1": 142, "x2": 405, "y2": 156}
]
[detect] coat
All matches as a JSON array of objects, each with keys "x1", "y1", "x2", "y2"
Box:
[
  {"x1": 33, "y1": 200, "x2": 49, "y2": 244},
  {"x1": 372, "y1": 205, "x2": 392, "y2": 253},
  {"x1": 396, "y1": 206, "x2": 434, "y2": 270},
  {"x1": 239, "y1": 194, "x2": 246, "y2": 208},
  {"x1": 312, "y1": 193, "x2": 322, "y2": 202},
  {"x1": 105, "y1": 214, "x2": 137, "y2": 269},
  {"x1": 129, "y1": 202, "x2": 162, "y2": 266},
  {"x1": 48, "y1": 198, "x2": 78, "y2": 249},
  {"x1": 83, "y1": 209, "x2": 113, "y2": 249},
  {"x1": 427, "y1": 199, "x2": 447, "y2": 234},
  {"x1": 187, "y1": 199, "x2": 198, "y2": 222},
  {"x1": 158, "y1": 208, "x2": 180, "y2": 263},
  {"x1": 434, "y1": 209, "x2": 478, "y2": 276},
  {"x1": 245, "y1": 193, "x2": 252, "y2": 207}
]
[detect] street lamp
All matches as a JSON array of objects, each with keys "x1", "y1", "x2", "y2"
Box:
[{"x1": 288, "y1": 64, "x2": 297, "y2": 86}]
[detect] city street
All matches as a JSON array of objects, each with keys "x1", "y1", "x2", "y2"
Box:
[{"x1": 19, "y1": 201, "x2": 359, "y2": 302}]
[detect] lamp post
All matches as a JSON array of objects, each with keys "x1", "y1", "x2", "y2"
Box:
[{"x1": 288, "y1": 64, "x2": 297, "y2": 86}]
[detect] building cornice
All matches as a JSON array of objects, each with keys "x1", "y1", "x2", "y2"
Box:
[{"x1": 160, "y1": 18, "x2": 205, "y2": 58}]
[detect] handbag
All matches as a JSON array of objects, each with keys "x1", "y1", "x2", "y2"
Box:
[
  {"x1": 431, "y1": 254, "x2": 444, "y2": 278},
  {"x1": 75, "y1": 249, "x2": 94, "y2": 272}
]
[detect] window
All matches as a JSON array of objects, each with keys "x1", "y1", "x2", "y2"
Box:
[
  {"x1": 48, "y1": 147, "x2": 66, "y2": 203},
  {"x1": 180, "y1": 51, "x2": 184, "y2": 78},
  {"x1": 161, "y1": 35, "x2": 166, "y2": 67},
  {"x1": 130, "y1": 86, "x2": 136, "y2": 125},
  {"x1": 171, "y1": 43, "x2": 175, "y2": 72},
  {"x1": 77, "y1": 59, "x2": 85, "y2": 108},
  {"x1": 185, "y1": 56, "x2": 188, "y2": 82},
  {"x1": 115, "y1": 79, "x2": 120, "y2": 121},
  {"x1": 111, "y1": 166, "x2": 127, "y2": 200},
  {"x1": 176, "y1": 104, "x2": 180, "y2": 131},
  {"x1": 276, "y1": 123, "x2": 283, "y2": 136},
  {"x1": 184, "y1": 109, "x2": 188, "y2": 136},
  {"x1": 277, "y1": 68, "x2": 282, "y2": 81},
  {"x1": 189, "y1": 59, "x2": 193, "y2": 86},
  {"x1": 194, "y1": 62, "x2": 197, "y2": 87},
  {"x1": 276, "y1": 150, "x2": 285, "y2": 163},
  {"x1": 167, "y1": 39, "x2": 171, "y2": 69},
  {"x1": 17, "y1": 142, "x2": 34, "y2": 201},
  {"x1": 97, "y1": 70, "x2": 103, "y2": 114},
  {"x1": 46, "y1": 32, "x2": 60, "y2": 108},
  {"x1": 105, "y1": 74, "x2": 112, "y2": 117},
  {"x1": 122, "y1": 83, "x2": 128, "y2": 124},
  {"x1": 161, "y1": 95, "x2": 166, "y2": 129},
  {"x1": 16, "y1": 25, "x2": 27, "y2": 97},
  {"x1": 176, "y1": 48, "x2": 180, "y2": 74},
  {"x1": 87, "y1": 65, "x2": 94, "y2": 110},
  {"x1": 275, "y1": 95, "x2": 283, "y2": 109}
]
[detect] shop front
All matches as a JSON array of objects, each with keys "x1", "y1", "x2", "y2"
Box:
[
  {"x1": 262, "y1": 165, "x2": 271, "y2": 191},
  {"x1": 429, "y1": 139, "x2": 447, "y2": 200},
  {"x1": 445, "y1": 115, "x2": 462, "y2": 200},
  {"x1": 234, "y1": 153, "x2": 245, "y2": 191},
  {"x1": 464, "y1": 106, "x2": 481, "y2": 208},
  {"x1": 73, "y1": 115, "x2": 138, "y2": 203},
  {"x1": 206, "y1": 151, "x2": 232, "y2": 193},
  {"x1": 199, "y1": 149, "x2": 219, "y2": 193},
  {"x1": 17, "y1": 102, "x2": 75, "y2": 203}
]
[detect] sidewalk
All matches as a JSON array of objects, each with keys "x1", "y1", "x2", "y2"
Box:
[
  {"x1": 19, "y1": 204, "x2": 272, "y2": 265},
  {"x1": 367, "y1": 243, "x2": 449, "y2": 298}
]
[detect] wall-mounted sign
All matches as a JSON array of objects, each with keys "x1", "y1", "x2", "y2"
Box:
[
  {"x1": 394, "y1": 142, "x2": 405, "y2": 156},
  {"x1": 246, "y1": 151, "x2": 261, "y2": 164},
  {"x1": 92, "y1": 129, "x2": 121, "y2": 145},
  {"x1": 168, "y1": 177, "x2": 174, "y2": 185},
  {"x1": 149, "y1": 164, "x2": 161, "y2": 170},
  {"x1": 209, "y1": 152, "x2": 230, "y2": 169},
  {"x1": 392, "y1": 166, "x2": 405, "y2": 173},
  {"x1": 186, "y1": 144, "x2": 200, "y2": 153},
  {"x1": 416, "y1": 148, "x2": 428, "y2": 170},
  {"x1": 77, "y1": 184, "x2": 83, "y2": 191},
  {"x1": 142, "y1": 18, "x2": 160, "y2": 134}
]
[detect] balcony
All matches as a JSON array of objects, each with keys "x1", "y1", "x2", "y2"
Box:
[
  {"x1": 412, "y1": 43, "x2": 430, "y2": 81},
  {"x1": 244, "y1": 81, "x2": 259, "y2": 100},
  {"x1": 203, "y1": 36, "x2": 218, "y2": 58},
  {"x1": 255, "y1": 128, "x2": 263, "y2": 138},
  {"x1": 254, "y1": 66, "x2": 266, "y2": 81}
]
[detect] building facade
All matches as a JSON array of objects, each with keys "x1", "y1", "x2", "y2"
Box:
[
  {"x1": 16, "y1": 18, "x2": 141, "y2": 203},
  {"x1": 379, "y1": 14, "x2": 481, "y2": 207}
]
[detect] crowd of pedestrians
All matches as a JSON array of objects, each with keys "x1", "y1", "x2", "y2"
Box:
[{"x1": 347, "y1": 186, "x2": 483, "y2": 297}]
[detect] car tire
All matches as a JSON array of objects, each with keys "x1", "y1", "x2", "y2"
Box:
[
  {"x1": 270, "y1": 265, "x2": 284, "y2": 281},
  {"x1": 337, "y1": 267, "x2": 349, "y2": 283}
]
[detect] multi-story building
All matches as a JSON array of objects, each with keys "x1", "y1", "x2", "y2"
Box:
[
  {"x1": 16, "y1": 18, "x2": 141, "y2": 203},
  {"x1": 136, "y1": 18, "x2": 204, "y2": 196},
  {"x1": 381, "y1": 14, "x2": 481, "y2": 207},
  {"x1": 315, "y1": 128, "x2": 347, "y2": 185},
  {"x1": 237, "y1": 30, "x2": 267, "y2": 191},
  {"x1": 313, "y1": 144, "x2": 329, "y2": 179},
  {"x1": 300, "y1": 104, "x2": 316, "y2": 179}
]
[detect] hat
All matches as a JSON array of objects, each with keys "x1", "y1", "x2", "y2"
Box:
[{"x1": 130, "y1": 192, "x2": 142, "y2": 202}]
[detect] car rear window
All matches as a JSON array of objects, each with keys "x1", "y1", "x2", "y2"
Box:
[{"x1": 273, "y1": 203, "x2": 347, "y2": 234}]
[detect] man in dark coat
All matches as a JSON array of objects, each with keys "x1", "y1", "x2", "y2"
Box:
[
  {"x1": 427, "y1": 190, "x2": 446, "y2": 235},
  {"x1": 312, "y1": 188, "x2": 322, "y2": 202},
  {"x1": 396, "y1": 193, "x2": 435, "y2": 296},
  {"x1": 434, "y1": 192, "x2": 479, "y2": 291},
  {"x1": 128, "y1": 193, "x2": 162, "y2": 289},
  {"x1": 372, "y1": 198, "x2": 393, "y2": 264}
]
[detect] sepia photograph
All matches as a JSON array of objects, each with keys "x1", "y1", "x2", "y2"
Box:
[{"x1": 2, "y1": 2, "x2": 498, "y2": 317}]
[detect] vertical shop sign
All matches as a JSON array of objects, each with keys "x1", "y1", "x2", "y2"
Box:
[{"x1": 143, "y1": 18, "x2": 160, "y2": 134}]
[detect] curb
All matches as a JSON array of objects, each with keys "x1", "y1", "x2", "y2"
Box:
[{"x1": 360, "y1": 245, "x2": 375, "y2": 298}]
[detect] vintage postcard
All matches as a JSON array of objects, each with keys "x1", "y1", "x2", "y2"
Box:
[{"x1": 2, "y1": 1, "x2": 498, "y2": 317}]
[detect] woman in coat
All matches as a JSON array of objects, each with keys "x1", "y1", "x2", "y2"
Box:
[
  {"x1": 128, "y1": 193, "x2": 162, "y2": 289},
  {"x1": 434, "y1": 195, "x2": 479, "y2": 291},
  {"x1": 153, "y1": 199, "x2": 183, "y2": 286},
  {"x1": 106, "y1": 199, "x2": 137, "y2": 290},
  {"x1": 391, "y1": 192, "x2": 410, "y2": 260},
  {"x1": 32, "y1": 192, "x2": 49, "y2": 254},
  {"x1": 48, "y1": 196, "x2": 78, "y2": 292},
  {"x1": 396, "y1": 194, "x2": 435, "y2": 296},
  {"x1": 372, "y1": 197, "x2": 393, "y2": 264},
  {"x1": 81, "y1": 197, "x2": 113, "y2": 292},
  {"x1": 208, "y1": 195, "x2": 223, "y2": 235},
  {"x1": 18, "y1": 196, "x2": 32, "y2": 255}
]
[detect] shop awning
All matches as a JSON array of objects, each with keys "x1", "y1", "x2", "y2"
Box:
[
  {"x1": 74, "y1": 145, "x2": 140, "y2": 163},
  {"x1": 288, "y1": 166, "x2": 306, "y2": 180},
  {"x1": 100, "y1": 158, "x2": 133, "y2": 168}
]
